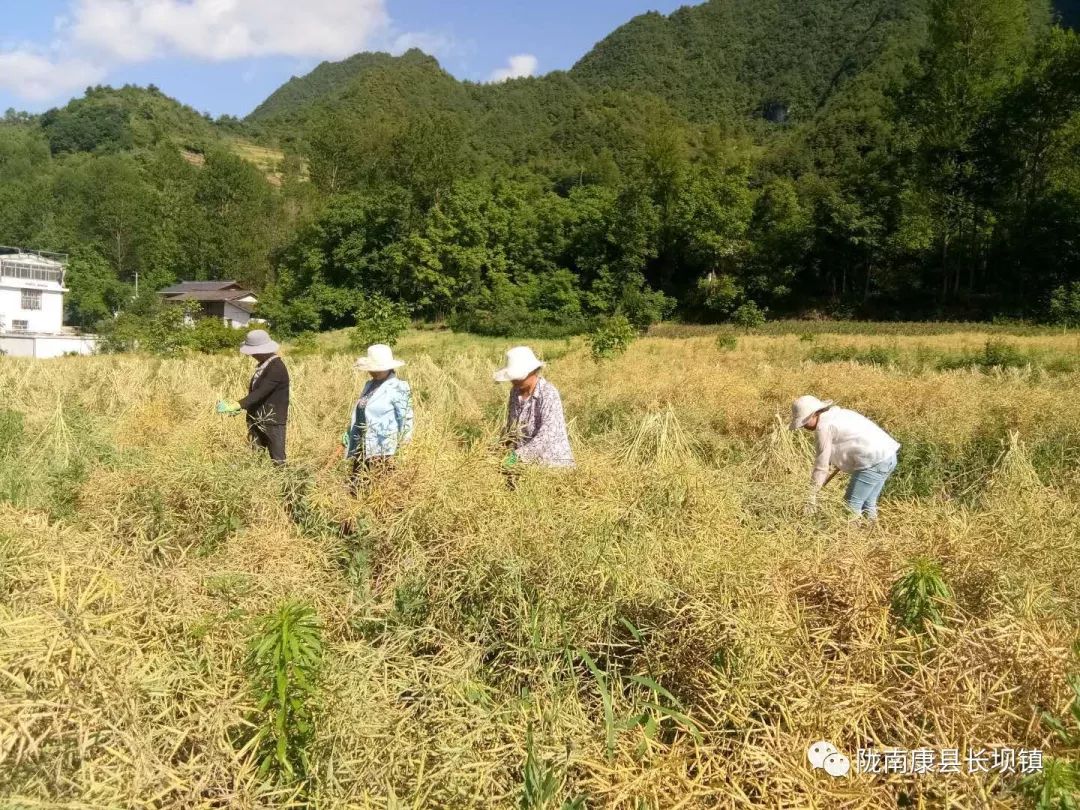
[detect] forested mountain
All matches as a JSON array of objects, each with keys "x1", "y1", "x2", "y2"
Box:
[
  {"x1": 247, "y1": 49, "x2": 440, "y2": 128},
  {"x1": 569, "y1": 0, "x2": 931, "y2": 124},
  {"x1": 37, "y1": 85, "x2": 221, "y2": 155},
  {"x1": 1, "y1": 0, "x2": 1079, "y2": 339}
]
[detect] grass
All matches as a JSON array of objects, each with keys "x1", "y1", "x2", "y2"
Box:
[{"x1": 0, "y1": 327, "x2": 1078, "y2": 807}]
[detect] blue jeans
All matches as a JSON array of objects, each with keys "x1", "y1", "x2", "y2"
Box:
[{"x1": 845, "y1": 454, "x2": 898, "y2": 520}]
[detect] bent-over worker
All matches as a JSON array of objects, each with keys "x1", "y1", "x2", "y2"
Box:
[{"x1": 790, "y1": 395, "x2": 899, "y2": 521}]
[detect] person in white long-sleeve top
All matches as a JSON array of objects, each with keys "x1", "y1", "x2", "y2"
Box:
[{"x1": 790, "y1": 395, "x2": 901, "y2": 521}]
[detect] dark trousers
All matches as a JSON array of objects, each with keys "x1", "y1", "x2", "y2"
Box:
[{"x1": 249, "y1": 423, "x2": 287, "y2": 465}]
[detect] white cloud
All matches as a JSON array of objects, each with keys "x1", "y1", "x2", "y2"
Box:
[
  {"x1": 0, "y1": 0, "x2": 407, "y2": 104},
  {"x1": 0, "y1": 49, "x2": 105, "y2": 102},
  {"x1": 487, "y1": 53, "x2": 538, "y2": 83},
  {"x1": 71, "y1": 0, "x2": 390, "y2": 62}
]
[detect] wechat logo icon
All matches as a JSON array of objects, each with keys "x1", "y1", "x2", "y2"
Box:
[{"x1": 808, "y1": 740, "x2": 851, "y2": 778}]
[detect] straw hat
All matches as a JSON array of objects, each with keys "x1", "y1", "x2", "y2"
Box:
[
  {"x1": 354, "y1": 344, "x2": 406, "y2": 372},
  {"x1": 240, "y1": 329, "x2": 279, "y2": 355},
  {"x1": 493, "y1": 346, "x2": 545, "y2": 382},
  {"x1": 790, "y1": 395, "x2": 834, "y2": 430}
]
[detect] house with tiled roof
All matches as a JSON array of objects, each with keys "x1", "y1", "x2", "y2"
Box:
[{"x1": 159, "y1": 281, "x2": 260, "y2": 328}]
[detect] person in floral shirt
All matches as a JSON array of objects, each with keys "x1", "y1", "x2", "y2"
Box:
[{"x1": 494, "y1": 346, "x2": 574, "y2": 468}]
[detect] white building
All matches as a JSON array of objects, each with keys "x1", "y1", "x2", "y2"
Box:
[
  {"x1": 0, "y1": 248, "x2": 99, "y2": 358},
  {"x1": 159, "y1": 281, "x2": 260, "y2": 328}
]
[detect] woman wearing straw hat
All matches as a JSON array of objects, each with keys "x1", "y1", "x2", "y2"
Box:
[
  {"x1": 495, "y1": 346, "x2": 574, "y2": 469},
  {"x1": 217, "y1": 329, "x2": 290, "y2": 465},
  {"x1": 343, "y1": 344, "x2": 414, "y2": 493},
  {"x1": 790, "y1": 395, "x2": 900, "y2": 521}
]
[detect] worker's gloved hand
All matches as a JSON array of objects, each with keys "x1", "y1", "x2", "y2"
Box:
[
  {"x1": 216, "y1": 400, "x2": 242, "y2": 415},
  {"x1": 502, "y1": 451, "x2": 519, "y2": 469},
  {"x1": 341, "y1": 432, "x2": 350, "y2": 448}
]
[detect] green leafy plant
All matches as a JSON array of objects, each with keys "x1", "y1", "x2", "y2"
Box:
[
  {"x1": 889, "y1": 558, "x2": 952, "y2": 634},
  {"x1": 938, "y1": 339, "x2": 1030, "y2": 372},
  {"x1": 0, "y1": 409, "x2": 25, "y2": 460},
  {"x1": 731, "y1": 301, "x2": 767, "y2": 329},
  {"x1": 716, "y1": 330, "x2": 738, "y2": 352},
  {"x1": 349, "y1": 293, "x2": 412, "y2": 350},
  {"x1": 520, "y1": 724, "x2": 585, "y2": 810},
  {"x1": 243, "y1": 601, "x2": 322, "y2": 784},
  {"x1": 589, "y1": 314, "x2": 636, "y2": 361},
  {"x1": 809, "y1": 344, "x2": 899, "y2": 366},
  {"x1": 1048, "y1": 282, "x2": 1080, "y2": 328},
  {"x1": 1019, "y1": 674, "x2": 1080, "y2": 809},
  {"x1": 578, "y1": 649, "x2": 701, "y2": 762},
  {"x1": 695, "y1": 273, "x2": 744, "y2": 318}
]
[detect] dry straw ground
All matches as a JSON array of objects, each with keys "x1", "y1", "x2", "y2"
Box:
[{"x1": 1, "y1": 328, "x2": 1078, "y2": 808}]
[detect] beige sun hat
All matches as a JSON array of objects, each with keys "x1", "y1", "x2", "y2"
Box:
[
  {"x1": 493, "y1": 346, "x2": 545, "y2": 383},
  {"x1": 790, "y1": 395, "x2": 834, "y2": 430},
  {"x1": 240, "y1": 329, "x2": 279, "y2": 355},
  {"x1": 354, "y1": 344, "x2": 406, "y2": 372}
]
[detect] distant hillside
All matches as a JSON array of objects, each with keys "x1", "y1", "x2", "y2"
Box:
[
  {"x1": 568, "y1": 0, "x2": 928, "y2": 124},
  {"x1": 39, "y1": 85, "x2": 220, "y2": 155},
  {"x1": 245, "y1": 0, "x2": 932, "y2": 132},
  {"x1": 246, "y1": 49, "x2": 440, "y2": 127}
]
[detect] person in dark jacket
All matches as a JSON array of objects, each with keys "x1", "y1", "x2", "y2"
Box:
[{"x1": 217, "y1": 330, "x2": 290, "y2": 465}]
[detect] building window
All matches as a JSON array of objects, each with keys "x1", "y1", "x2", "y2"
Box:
[
  {"x1": 0, "y1": 261, "x2": 62, "y2": 284},
  {"x1": 21, "y1": 289, "x2": 43, "y2": 310},
  {"x1": 12, "y1": 320, "x2": 29, "y2": 332}
]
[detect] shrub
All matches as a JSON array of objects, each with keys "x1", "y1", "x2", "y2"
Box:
[
  {"x1": 589, "y1": 315, "x2": 636, "y2": 360},
  {"x1": 716, "y1": 330, "x2": 738, "y2": 352},
  {"x1": 617, "y1": 284, "x2": 675, "y2": 333},
  {"x1": 731, "y1": 301, "x2": 767, "y2": 329},
  {"x1": 809, "y1": 345, "x2": 899, "y2": 366},
  {"x1": 981, "y1": 339, "x2": 1028, "y2": 369},
  {"x1": 937, "y1": 339, "x2": 1029, "y2": 372},
  {"x1": 449, "y1": 307, "x2": 590, "y2": 339},
  {"x1": 188, "y1": 316, "x2": 243, "y2": 353},
  {"x1": 349, "y1": 294, "x2": 411, "y2": 351},
  {"x1": 694, "y1": 274, "x2": 743, "y2": 318},
  {"x1": 1048, "y1": 282, "x2": 1080, "y2": 327}
]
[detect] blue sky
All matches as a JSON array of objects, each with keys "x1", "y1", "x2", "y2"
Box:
[{"x1": 0, "y1": 1, "x2": 691, "y2": 117}]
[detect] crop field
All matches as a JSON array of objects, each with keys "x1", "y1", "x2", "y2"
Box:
[{"x1": 1, "y1": 328, "x2": 1079, "y2": 808}]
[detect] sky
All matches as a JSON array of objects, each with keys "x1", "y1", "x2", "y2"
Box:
[{"x1": 0, "y1": 1, "x2": 691, "y2": 118}]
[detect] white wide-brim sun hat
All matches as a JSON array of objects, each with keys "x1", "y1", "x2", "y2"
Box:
[
  {"x1": 790, "y1": 395, "x2": 833, "y2": 430},
  {"x1": 493, "y1": 346, "x2": 545, "y2": 382},
  {"x1": 240, "y1": 329, "x2": 280, "y2": 355},
  {"x1": 354, "y1": 343, "x2": 406, "y2": 372}
]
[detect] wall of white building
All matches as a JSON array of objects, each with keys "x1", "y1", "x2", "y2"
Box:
[
  {"x1": 223, "y1": 302, "x2": 253, "y2": 328},
  {"x1": 0, "y1": 334, "x2": 99, "y2": 358},
  {"x1": 0, "y1": 282, "x2": 65, "y2": 334}
]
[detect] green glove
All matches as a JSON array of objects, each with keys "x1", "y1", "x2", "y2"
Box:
[
  {"x1": 341, "y1": 432, "x2": 350, "y2": 448},
  {"x1": 502, "y1": 450, "x2": 519, "y2": 468},
  {"x1": 216, "y1": 400, "x2": 242, "y2": 415}
]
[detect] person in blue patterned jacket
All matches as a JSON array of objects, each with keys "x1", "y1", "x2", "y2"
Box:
[{"x1": 343, "y1": 344, "x2": 414, "y2": 494}]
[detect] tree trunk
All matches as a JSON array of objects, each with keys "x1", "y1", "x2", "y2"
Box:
[{"x1": 940, "y1": 234, "x2": 950, "y2": 301}]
